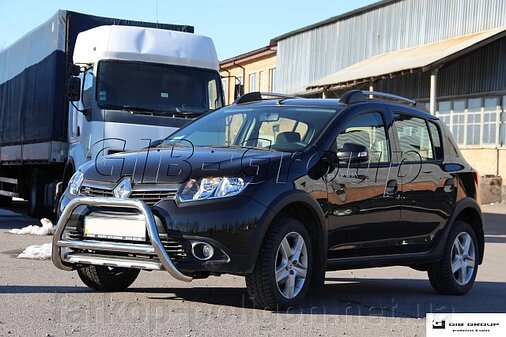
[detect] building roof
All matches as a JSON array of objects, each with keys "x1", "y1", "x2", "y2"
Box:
[
  {"x1": 219, "y1": 45, "x2": 277, "y2": 69},
  {"x1": 271, "y1": 0, "x2": 401, "y2": 43},
  {"x1": 306, "y1": 26, "x2": 506, "y2": 90}
]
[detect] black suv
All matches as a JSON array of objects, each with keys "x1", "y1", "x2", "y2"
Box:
[{"x1": 53, "y1": 90, "x2": 484, "y2": 309}]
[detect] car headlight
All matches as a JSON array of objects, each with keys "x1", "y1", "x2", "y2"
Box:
[
  {"x1": 177, "y1": 177, "x2": 247, "y2": 202},
  {"x1": 68, "y1": 171, "x2": 84, "y2": 195}
]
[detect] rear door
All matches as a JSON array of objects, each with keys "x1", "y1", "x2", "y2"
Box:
[{"x1": 392, "y1": 109, "x2": 455, "y2": 252}]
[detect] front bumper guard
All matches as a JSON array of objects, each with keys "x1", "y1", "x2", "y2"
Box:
[{"x1": 51, "y1": 196, "x2": 192, "y2": 282}]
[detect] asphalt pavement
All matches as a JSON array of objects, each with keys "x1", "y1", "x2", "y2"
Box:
[{"x1": 0, "y1": 202, "x2": 505, "y2": 336}]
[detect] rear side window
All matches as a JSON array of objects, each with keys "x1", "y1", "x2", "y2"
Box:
[
  {"x1": 428, "y1": 122, "x2": 443, "y2": 160},
  {"x1": 394, "y1": 113, "x2": 434, "y2": 161}
]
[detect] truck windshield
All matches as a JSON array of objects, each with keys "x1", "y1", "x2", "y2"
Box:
[
  {"x1": 162, "y1": 105, "x2": 337, "y2": 152},
  {"x1": 97, "y1": 60, "x2": 223, "y2": 115}
]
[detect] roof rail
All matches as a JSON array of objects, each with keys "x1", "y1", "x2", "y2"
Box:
[
  {"x1": 339, "y1": 90, "x2": 416, "y2": 106},
  {"x1": 233, "y1": 92, "x2": 298, "y2": 104}
]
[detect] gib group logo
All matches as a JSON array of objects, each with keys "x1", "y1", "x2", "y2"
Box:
[{"x1": 427, "y1": 313, "x2": 506, "y2": 336}]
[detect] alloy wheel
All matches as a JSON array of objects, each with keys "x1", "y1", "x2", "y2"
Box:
[
  {"x1": 451, "y1": 232, "x2": 476, "y2": 286},
  {"x1": 275, "y1": 232, "x2": 308, "y2": 299}
]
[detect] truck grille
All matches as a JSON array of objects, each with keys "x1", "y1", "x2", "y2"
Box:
[{"x1": 80, "y1": 185, "x2": 177, "y2": 205}]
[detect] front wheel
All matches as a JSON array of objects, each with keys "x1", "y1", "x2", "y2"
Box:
[
  {"x1": 245, "y1": 217, "x2": 313, "y2": 309},
  {"x1": 427, "y1": 220, "x2": 479, "y2": 295},
  {"x1": 77, "y1": 265, "x2": 140, "y2": 291}
]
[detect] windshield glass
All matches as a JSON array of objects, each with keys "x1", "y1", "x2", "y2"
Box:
[
  {"x1": 97, "y1": 60, "x2": 223, "y2": 115},
  {"x1": 163, "y1": 105, "x2": 337, "y2": 151}
]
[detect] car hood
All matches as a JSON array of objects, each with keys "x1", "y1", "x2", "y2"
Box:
[{"x1": 81, "y1": 146, "x2": 293, "y2": 184}]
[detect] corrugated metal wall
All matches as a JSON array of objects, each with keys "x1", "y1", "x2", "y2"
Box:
[{"x1": 275, "y1": 0, "x2": 506, "y2": 94}]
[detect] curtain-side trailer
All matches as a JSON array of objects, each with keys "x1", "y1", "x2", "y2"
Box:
[{"x1": 0, "y1": 10, "x2": 224, "y2": 216}]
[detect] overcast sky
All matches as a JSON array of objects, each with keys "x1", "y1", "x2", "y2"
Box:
[{"x1": 0, "y1": 0, "x2": 378, "y2": 60}]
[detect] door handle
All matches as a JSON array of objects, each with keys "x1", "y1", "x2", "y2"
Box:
[
  {"x1": 444, "y1": 178, "x2": 455, "y2": 193},
  {"x1": 385, "y1": 179, "x2": 398, "y2": 197}
]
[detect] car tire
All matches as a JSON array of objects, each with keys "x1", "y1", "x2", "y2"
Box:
[
  {"x1": 427, "y1": 220, "x2": 479, "y2": 295},
  {"x1": 245, "y1": 217, "x2": 313, "y2": 309},
  {"x1": 77, "y1": 265, "x2": 140, "y2": 291}
]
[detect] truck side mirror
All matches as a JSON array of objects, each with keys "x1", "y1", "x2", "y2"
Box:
[
  {"x1": 234, "y1": 84, "x2": 244, "y2": 100},
  {"x1": 66, "y1": 77, "x2": 81, "y2": 101}
]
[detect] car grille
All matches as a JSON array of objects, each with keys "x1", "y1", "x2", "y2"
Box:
[
  {"x1": 63, "y1": 229, "x2": 188, "y2": 262},
  {"x1": 80, "y1": 185, "x2": 177, "y2": 205}
]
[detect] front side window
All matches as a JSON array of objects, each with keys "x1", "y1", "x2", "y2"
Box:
[
  {"x1": 394, "y1": 113, "x2": 434, "y2": 161},
  {"x1": 336, "y1": 112, "x2": 390, "y2": 163},
  {"x1": 164, "y1": 106, "x2": 336, "y2": 151},
  {"x1": 97, "y1": 60, "x2": 223, "y2": 115},
  {"x1": 82, "y1": 68, "x2": 94, "y2": 110}
]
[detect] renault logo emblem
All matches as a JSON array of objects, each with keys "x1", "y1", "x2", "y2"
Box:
[{"x1": 113, "y1": 177, "x2": 132, "y2": 199}]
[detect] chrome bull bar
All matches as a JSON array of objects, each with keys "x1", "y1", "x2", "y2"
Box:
[{"x1": 51, "y1": 196, "x2": 192, "y2": 282}]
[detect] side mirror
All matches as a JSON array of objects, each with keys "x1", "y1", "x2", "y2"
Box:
[
  {"x1": 66, "y1": 77, "x2": 81, "y2": 102},
  {"x1": 322, "y1": 151, "x2": 339, "y2": 168},
  {"x1": 336, "y1": 142, "x2": 369, "y2": 163}
]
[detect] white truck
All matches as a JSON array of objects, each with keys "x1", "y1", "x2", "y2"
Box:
[{"x1": 0, "y1": 10, "x2": 224, "y2": 216}]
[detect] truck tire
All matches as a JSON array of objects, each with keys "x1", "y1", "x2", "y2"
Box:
[
  {"x1": 28, "y1": 172, "x2": 46, "y2": 218},
  {"x1": 77, "y1": 265, "x2": 140, "y2": 291},
  {"x1": 427, "y1": 220, "x2": 479, "y2": 295},
  {"x1": 245, "y1": 217, "x2": 313, "y2": 309}
]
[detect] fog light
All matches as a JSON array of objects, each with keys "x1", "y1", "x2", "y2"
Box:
[{"x1": 191, "y1": 242, "x2": 214, "y2": 261}]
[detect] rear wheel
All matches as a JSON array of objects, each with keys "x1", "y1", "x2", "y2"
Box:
[
  {"x1": 427, "y1": 221, "x2": 479, "y2": 295},
  {"x1": 245, "y1": 218, "x2": 312, "y2": 309},
  {"x1": 28, "y1": 170, "x2": 46, "y2": 218},
  {"x1": 77, "y1": 265, "x2": 140, "y2": 291}
]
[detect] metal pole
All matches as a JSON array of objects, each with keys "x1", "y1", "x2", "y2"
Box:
[
  {"x1": 369, "y1": 83, "x2": 374, "y2": 99},
  {"x1": 430, "y1": 69, "x2": 438, "y2": 115}
]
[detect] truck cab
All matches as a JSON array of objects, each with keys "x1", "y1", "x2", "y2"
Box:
[{"x1": 68, "y1": 25, "x2": 223, "y2": 173}]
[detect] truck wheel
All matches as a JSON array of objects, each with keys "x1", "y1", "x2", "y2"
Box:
[
  {"x1": 427, "y1": 220, "x2": 479, "y2": 295},
  {"x1": 28, "y1": 170, "x2": 48, "y2": 218},
  {"x1": 245, "y1": 218, "x2": 313, "y2": 309},
  {"x1": 77, "y1": 265, "x2": 140, "y2": 291}
]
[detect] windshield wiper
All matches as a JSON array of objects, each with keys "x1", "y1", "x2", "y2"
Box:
[{"x1": 103, "y1": 104, "x2": 209, "y2": 118}]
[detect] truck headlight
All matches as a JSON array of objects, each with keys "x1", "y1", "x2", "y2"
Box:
[
  {"x1": 177, "y1": 177, "x2": 246, "y2": 202},
  {"x1": 68, "y1": 171, "x2": 84, "y2": 195}
]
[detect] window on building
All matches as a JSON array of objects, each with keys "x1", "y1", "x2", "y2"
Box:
[
  {"x1": 268, "y1": 68, "x2": 276, "y2": 92},
  {"x1": 437, "y1": 101, "x2": 451, "y2": 125},
  {"x1": 501, "y1": 96, "x2": 506, "y2": 146},
  {"x1": 258, "y1": 70, "x2": 264, "y2": 92},
  {"x1": 482, "y1": 97, "x2": 499, "y2": 144},
  {"x1": 249, "y1": 73, "x2": 257, "y2": 93},
  {"x1": 466, "y1": 98, "x2": 481, "y2": 145},
  {"x1": 452, "y1": 100, "x2": 466, "y2": 145}
]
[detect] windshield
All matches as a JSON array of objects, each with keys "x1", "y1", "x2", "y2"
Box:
[
  {"x1": 97, "y1": 60, "x2": 223, "y2": 115},
  {"x1": 163, "y1": 105, "x2": 337, "y2": 151}
]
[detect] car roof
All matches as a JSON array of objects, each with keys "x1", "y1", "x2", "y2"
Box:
[
  {"x1": 233, "y1": 97, "x2": 346, "y2": 110},
  {"x1": 232, "y1": 96, "x2": 437, "y2": 121}
]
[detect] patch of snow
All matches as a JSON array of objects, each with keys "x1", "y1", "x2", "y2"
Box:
[
  {"x1": 8, "y1": 218, "x2": 54, "y2": 235},
  {"x1": 17, "y1": 243, "x2": 52, "y2": 260}
]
